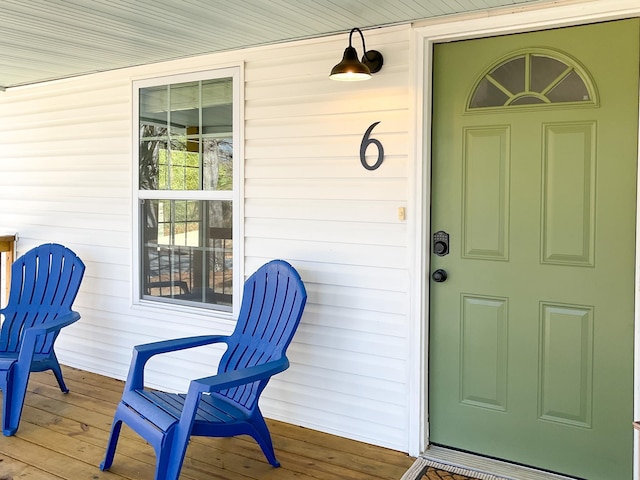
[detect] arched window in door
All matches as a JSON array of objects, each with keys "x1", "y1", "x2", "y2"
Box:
[{"x1": 468, "y1": 49, "x2": 597, "y2": 109}]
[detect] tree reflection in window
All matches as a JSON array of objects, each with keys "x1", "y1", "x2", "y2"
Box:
[
  {"x1": 469, "y1": 50, "x2": 595, "y2": 109},
  {"x1": 137, "y1": 76, "x2": 235, "y2": 310}
]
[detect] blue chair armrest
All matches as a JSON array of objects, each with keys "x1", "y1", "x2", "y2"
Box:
[
  {"x1": 23, "y1": 311, "x2": 81, "y2": 336},
  {"x1": 189, "y1": 356, "x2": 290, "y2": 394},
  {"x1": 170, "y1": 356, "x2": 291, "y2": 450},
  {"x1": 15, "y1": 311, "x2": 81, "y2": 376},
  {"x1": 0, "y1": 309, "x2": 80, "y2": 331},
  {"x1": 126, "y1": 335, "x2": 230, "y2": 390},
  {"x1": 18, "y1": 311, "x2": 81, "y2": 360}
]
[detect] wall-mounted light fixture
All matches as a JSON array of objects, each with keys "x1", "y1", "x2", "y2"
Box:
[{"x1": 329, "y1": 28, "x2": 383, "y2": 81}]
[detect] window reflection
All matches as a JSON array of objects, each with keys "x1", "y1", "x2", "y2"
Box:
[
  {"x1": 142, "y1": 199, "x2": 233, "y2": 308},
  {"x1": 139, "y1": 79, "x2": 233, "y2": 191},
  {"x1": 137, "y1": 73, "x2": 235, "y2": 311}
]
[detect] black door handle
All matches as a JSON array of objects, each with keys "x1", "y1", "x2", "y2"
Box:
[{"x1": 432, "y1": 269, "x2": 448, "y2": 283}]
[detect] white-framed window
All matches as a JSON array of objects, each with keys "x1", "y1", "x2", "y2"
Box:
[{"x1": 132, "y1": 68, "x2": 241, "y2": 313}]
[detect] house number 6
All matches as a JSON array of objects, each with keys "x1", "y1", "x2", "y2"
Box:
[{"x1": 360, "y1": 121, "x2": 384, "y2": 170}]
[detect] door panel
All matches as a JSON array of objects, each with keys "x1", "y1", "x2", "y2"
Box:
[
  {"x1": 460, "y1": 294, "x2": 508, "y2": 411},
  {"x1": 542, "y1": 122, "x2": 595, "y2": 265},
  {"x1": 429, "y1": 20, "x2": 639, "y2": 480},
  {"x1": 539, "y1": 303, "x2": 593, "y2": 428},
  {"x1": 462, "y1": 126, "x2": 510, "y2": 260}
]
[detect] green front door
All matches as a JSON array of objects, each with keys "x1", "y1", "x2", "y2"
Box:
[{"x1": 429, "y1": 20, "x2": 639, "y2": 480}]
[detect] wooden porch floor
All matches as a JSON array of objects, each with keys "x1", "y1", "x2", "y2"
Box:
[{"x1": 0, "y1": 366, "x2": 415, "y2": 480}]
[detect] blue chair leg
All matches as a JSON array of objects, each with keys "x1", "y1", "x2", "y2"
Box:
[
  {"x1": 250, "y1": 412, "x2": 280, "y2": 467},
  {"x1": 2, "y1": 360, "x2": 35, "y2": 437},
  {"x1": 51, "y1": 364, "x2": 69, "y2": 393},
  {"x1": 0, "y1": 375, "x2": 13, "y2": 436},
  {"x1": 100, "y1": 419, "x2": 123, "y2": 471},
  {"x1": 162, "y1": 426, "x2": 193, "y2": 480},
  {"x1": 155, "y1": 442, "x2": 177, "y2": 480}
]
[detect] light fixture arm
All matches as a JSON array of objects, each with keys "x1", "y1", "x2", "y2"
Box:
[
  {"x1": 349, "y1": 28, "x2": 364, "y2": 51},
  {"x1": 349, "y1": 28, "x2": 383, "y2": 74},
  {"x1": 349, "y1": 28, "x2": 373, "y2": 64}
]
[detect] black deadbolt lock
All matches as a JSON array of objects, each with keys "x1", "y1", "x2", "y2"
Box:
[{"x1": 433, "y1": 230, "x2": 449, "y2": 256}]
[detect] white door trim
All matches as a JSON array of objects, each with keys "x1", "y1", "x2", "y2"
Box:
[{"x1": 410, "y1": 0, "x2": 640, "y2": 476}]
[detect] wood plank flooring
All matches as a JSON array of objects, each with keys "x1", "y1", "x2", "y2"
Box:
[{"x1": 0, "y1": 366, "x2": 415, "y2": 480}]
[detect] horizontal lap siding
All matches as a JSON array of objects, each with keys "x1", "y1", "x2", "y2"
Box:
[
  {"x1": 243, "y1": 27, "x2": 411, "y2": 450},
  {"x1": 0, "y1": 25, "x2": 413, "y2": 452}
]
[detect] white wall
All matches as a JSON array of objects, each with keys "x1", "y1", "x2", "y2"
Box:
[{"x1": 0, "y1": 25, "x2": 413, "y2": 452}]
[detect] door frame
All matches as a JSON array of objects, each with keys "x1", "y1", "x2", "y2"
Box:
[{"x1": 410, "y1": 0, "x2": 640, "y2": 475}]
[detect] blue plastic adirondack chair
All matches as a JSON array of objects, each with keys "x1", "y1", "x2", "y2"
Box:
[
  {"x1": 100, "y1": 259, "x2": 307, "y2": 480},
  {"x1": 0, "y1": 243, "x2": 85, "y2": 436}
]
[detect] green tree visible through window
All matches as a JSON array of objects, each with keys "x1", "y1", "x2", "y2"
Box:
[{"x1": 136, "y1": 73, "x2": 236, "y2": 311}]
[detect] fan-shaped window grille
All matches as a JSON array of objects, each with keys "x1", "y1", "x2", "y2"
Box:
[{"x1": 468, "y1": 50, "x2": 596, "y2": 109}]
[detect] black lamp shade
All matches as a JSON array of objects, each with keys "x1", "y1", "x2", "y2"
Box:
[{"x1": 329, "y1": 46, "x2": 371, "y2": 81}]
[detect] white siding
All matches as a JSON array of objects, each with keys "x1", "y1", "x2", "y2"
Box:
[{"x1": 0, "y1": 25, "x2": 413, "y2": 451}]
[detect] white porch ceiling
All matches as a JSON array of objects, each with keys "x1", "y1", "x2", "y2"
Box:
[{"x1": 0, "y1": 0, "x2": 546, "y2": 90}]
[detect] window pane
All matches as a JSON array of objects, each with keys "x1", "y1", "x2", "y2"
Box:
[
  {"x1": 140, "y1": 85, "x2": 168, "y2": 133},
  {"x1": 469, "y1": 77, "x2": 509, "y2": 108},
  {"x1": 202, "y1": 79, "x2": 233, "y2": 135},
  {"x1": 511, "y1": 96, "x2": 546, "y2": 105},
  {"x1": 202, "y1": 78, "x2": 233, "y2": 191},
  {"x1": 489, "y1": 56, "x2": 525, "y2": 96},
  {"x1": 530, "y1": 55, "x2": 569, "y2": 93},
  {"x1": 469, "y1": 52, "x2": 594, "y2": 109},
  {"x1": 140, "y1": 139, "x2": 164, "y2": 190},
  {"x1": 139, "y1": 78, "x2": 233, "y2": 191},
  {"x1": 547, "y1": 70, "x2": 591, "y2": 102},
  {"x1": 142, "y1": 199, "x2": 233, "y2": 309},
  {"x1": 170, "y1": 81, "x2": 199, "y2": 137},
  {"x1": 203, "y1": 137, "x2": 233, "y2": 190}
]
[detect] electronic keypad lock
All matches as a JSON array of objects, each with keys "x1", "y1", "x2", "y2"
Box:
[{"x1": 433, "y1": 230, "x2": 449, "y2": 256}]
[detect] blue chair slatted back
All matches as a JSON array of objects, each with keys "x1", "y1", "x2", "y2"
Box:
[
  {"x1": 0, "y1": 244, "x2": 85, "y2": 355},
  {"x1": 218, "y1": 260, "x2": 306, "y2": 409}
]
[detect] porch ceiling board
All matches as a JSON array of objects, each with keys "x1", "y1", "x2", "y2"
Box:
[{"x1": 0, "y1": 0, "x2": 545, "y2": 90}]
